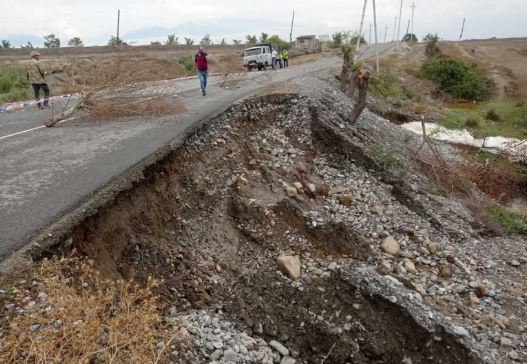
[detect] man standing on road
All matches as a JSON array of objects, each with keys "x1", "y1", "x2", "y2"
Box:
[
  {"x1": 271, "y1": 48, "x2": 278, "y2": 70},
  {"x1": 26, "y1": 51, "x2": 50, "y2": 109},
  {"x1": 282, "y1": 49, "x2": 289, "y2": 68},
  {"x1": 195, "y1": 45, "x2": 208, "y2": 96}
]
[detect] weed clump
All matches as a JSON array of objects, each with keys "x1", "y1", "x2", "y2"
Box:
[
  {"x1": 464, "y1": 116, "x2": 480, "y2": 128},
  {"x1": 486, "y1": 205, "x2": 527, "y2": 234},
  {"x1": 486, "y1": 108, "x2": 501, "y2": 121},
  {"x1": 178, "y1": 54, "x2": 194, "y2": 71},
  {"x1": 420, "y1": 58, "x2": 491, "y2": 101},
  {"x1": 0, "y1": 256, "x2": 179, "y2": 363}
]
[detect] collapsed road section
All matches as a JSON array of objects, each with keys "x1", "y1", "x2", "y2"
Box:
[{"x1": 3, "y1": 65, "x2": 526, "y2": 362}]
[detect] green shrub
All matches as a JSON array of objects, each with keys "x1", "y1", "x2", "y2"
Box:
[
  {"x1": 0, "y1": 67, "x2": 30, "y2": 103},
  {"x1": 487, "y1": 205, "x2": 527, "y2": 235},
  {"x1": 420, "y1": 58, "x2": 491, "y2": 101},
  {"x1": 178, "y1": 54, "x2": 194, "y2": 71},
  {"x1": 369, "y1": 73, "x2": 402, "y2": 100},
  {"x1": 486, "y1": 108, "x2": 501, "y2": 121},
  {"x1": 464, "y1": 116, "x2": 480, "y2": 128}
]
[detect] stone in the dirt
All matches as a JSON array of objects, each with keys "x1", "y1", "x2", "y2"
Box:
[
  {"x1": 327, "y1": 262, "x2": 338, "y2": 272},
  {"x1": 293, "y1": 182, "x2": 303, "y2": 190},
  {"x1": 337, "y1": 194, "x2": 354, "y2": 206},
  {"x1": 500, "y1": 337, "x2": 513, "y2": 347},
  {"x1": 223, "y1": 348, "x2": 238, "y2": 361},
  {"x1": 269, "y1": 340, "x2": 289, "y2": 356},
  {"x1": 451, "y1": 325, "x2": 469, "y2": 337},
  {"x1": 475, "y1": 282, "x2": 487, "y2": 298},
  {"x1": 277, "y1": 256, "x2": 301, "y2": 280},
  {"x1": 508, "y1": 351, "x2": 519, "y2": 361},
  {"x1": 371, "y1": 205, "x2": 384, "y2": 215},
  {"x1": 439, "y1": 262, "x2": 452, "y2": 279},
  {"x1": 381, "y1": 237, "x2": 400, "y2": 256},
  {"x1": 284, "y1": 185, "x2": 298, "y2": 197},
  {"x1": 510, "y1": 260, "x2": 520, "y2": 267},
  {"x1": 210, "y1": 349, "x2": 223, "y2": 361},
  {"x1": 280, "y1": 357, "x2": 296, "y2": 364},
  {"x1": 427, "y1": 242, "x2": 440, "y2": 254},
  {"x1": 404, "y1": 260, "x2": 417, "y2": 274},
  {"x1": 307, "y1": 183, "x2": 316, "y2": 194}
]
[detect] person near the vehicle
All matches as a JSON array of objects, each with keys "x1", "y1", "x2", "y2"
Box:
[
  {"x1": 282, "y1": 49, "x2": 289, "y2": 68},
  {"x1": 271, "y1": 48, "x2": 278, "y2": 70},
  {"x1": 26, "y1": 51, "x2": 50, "y2": 109},
  {"x1": 277, "y1": 50, "x2": 283, "y2": 68},
  {"x1": 195, "y1": 45, "x2": 208, "y2": 96}
]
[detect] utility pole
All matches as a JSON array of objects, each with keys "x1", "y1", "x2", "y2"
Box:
[
  {"x1": 392, "y1": 17, "x2": 398, "y2": 42},
  {"x1": 372, "y1": 0, "x2": 379, "y2": 74},
  {"x1": 410, "y1": 2, "x2": 416, "y2": 34},
  {"x1": 459, "y1": 17, "x2": 466, "y2": 41},
  {"x1": 355, "y1": 0, "x2": 368, "y2": 60},
  {"x1": 384, "y1": 25, "x2": 388, "y2": 43},
  {"x1": 369, "y1": 24, "x2": 372, "y2": 44},
  {"x1": 406, "y1": 19, "x2": 410, "y2": 35},
  {"x1": 289, "y1": 11, "x2": 295, "y2": 44},
  {"x1": 397, "y1": 0, "x2": 403, "y2": 48},
  {"x1": 116, "y1": 9, "x2": 121, "y2": 45}
]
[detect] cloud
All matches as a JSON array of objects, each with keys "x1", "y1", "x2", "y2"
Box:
[{"x1": 0, "y1": 0, "x2": 525, "y2": 46}]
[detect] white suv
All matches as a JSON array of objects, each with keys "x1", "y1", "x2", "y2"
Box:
[{"x1": 243, "y1": 44, "x2": 273, "y2": 71}]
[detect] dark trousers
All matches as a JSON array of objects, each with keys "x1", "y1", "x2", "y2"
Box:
[
  {"x1": 32, "y1": 83, "x2": 50, "y2": 106},
  {"x1": 283, "y1": 58, "x2": 288, "y2": 67}
]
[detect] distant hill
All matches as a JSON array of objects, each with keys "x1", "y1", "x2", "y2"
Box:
[{"x1": 0, "y1": 34, "x2": 43, "y2": 48}]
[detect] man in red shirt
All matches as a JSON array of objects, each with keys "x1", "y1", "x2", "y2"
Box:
[{"x1": 194, "y1": 45, "x2": 208, "y2": 96}]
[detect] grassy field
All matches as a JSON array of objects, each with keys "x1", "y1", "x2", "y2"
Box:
[{"x1": 440, "y1": 100, "x2": 527, "y2": 139}]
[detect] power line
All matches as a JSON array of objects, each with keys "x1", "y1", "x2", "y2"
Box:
[
  {"x1": 355, "y1": 0, "x2": 368, "y2": 60},
  {"x1": 289, "y1": 11, "x2": 295, "y2": 44},
  {"x1": 396, "y1": 0, "x2": 403, "y2": 48},
  {"x1": 116, "y1": 9, "x2": 120, "y2": 44},
  {"x1": 410, "y1": 2, "x2": 416, "y2": 34},
  {"x1": 392, "y1": 16, "x2": 398, "y2": 42},
  {"x1": 459, "y1": 17, "x2": 466, "y2": 41},
  {"x1": 372, "y1": 0, "x2": 379, "y2": 74}
]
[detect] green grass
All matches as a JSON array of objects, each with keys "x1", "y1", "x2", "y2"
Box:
[
  {"x1": 0, "y1": 67, "x2": 31, "y2": 104},
  {"x1": 487, "y1": 205, "x2": 527, "y2": 235},
  {"x1": 439, "y1": 100, "x2": 527, "y2": 139},
  {"x1": 422, "y1": 185, "x2": 449, "y2": 197},
  {"x1": 369, "y1": 73, "x2": 424, "y2": 106}
]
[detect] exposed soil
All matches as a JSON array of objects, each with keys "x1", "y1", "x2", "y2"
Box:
[{"x1": 3, "y1": 64, "x2": 527, "y2": 363}]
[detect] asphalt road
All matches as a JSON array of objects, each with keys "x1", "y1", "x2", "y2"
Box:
[
  {"x1": 0, "y1": 56, "x2": 343, "y2": 259},
  {"x1": 0, "y1": 44, "x2": 393, "y2": 260}
]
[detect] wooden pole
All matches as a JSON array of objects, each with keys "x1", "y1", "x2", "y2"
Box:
[
  {"x1": 355, "y1": 0, "x2": 368, "y2": 60},
  {"x1": 397, "y1": 0, "x2": 403, "y2": 48},
  {"x1": 373, "y1": 0, "x2": 379, "y2": 74}
]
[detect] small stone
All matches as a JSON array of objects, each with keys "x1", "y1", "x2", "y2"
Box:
[
  {"x1": 500, "y1": 337, "x2": 513, "y2": 347},
  {"x1": 438, "y1": 262, "x2": 452, "y2": 279},
  {"x1": 284, "y1": 185, "x2": 298, "y2": 197},
  {"x1": 468, "y1": 292, "x2": 480, "y2": 305},
  {"x1": 307, "y1": 183, "x2": 316, "y2": 194},
  {"x1": 277, "y1": 256, "x2": 301, "y2": 280},
  {"x1": 337, "y1": 194, "x2": 353, "y2": 206},
  {"x1": 475, "y1": 283, "x2": 487, "y2": 298},
  {"x1": 253, "y1": 322, "x2": 264, "y2": 334},
  {"x1": 371, "y1": 205, "x2": 384, "y2": 215},
  {"x1": 427, "y1": 242, "x2": 440, "y2": 254},
  {"x1": 352, "y1": 303, "x2": 361, "y2": 310},
  {"x1": 293, "y1": 182, "x2": 303, "y2": 190},
  {"x1": 210, "y1": 349, "x2": 223, "y2": 361},
  {"x1": 508, "y1": 351, "x2": 519, "y2": 361},
  {"x1": 212, "y1": 341, "x2": 224, "y2": 349},
  {"x1": 223, "y1": 349, "x2": 238, "y2": 361},
  {"x1": 418, "y1": 247, "x2": 430, "y2": 256},
  {"x1": 510, "y1": 260, "x2": 520, "y2": 267},
  {"x1": 280, "y1": 357, "x2": 296, "y2": 364},
  {"x1": 451, "y1": 325, "x2": 469, "y2": 337},
  {"x1": 404, "y1": 260, "x2": 417, "y2": 274},
  {"x1": 381, "y1": 237, "x2": 400, "y2": 256},
  {"x1": 269, "y1": 340, "x2": 289, "y2": 356},
  {"x1": 327, "y1": 262, "x2": 338, "y2": 272}
]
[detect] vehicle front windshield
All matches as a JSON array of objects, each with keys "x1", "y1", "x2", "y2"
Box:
[{"x1": 244, "y1": 48, "x2": 262, "y2": 56}]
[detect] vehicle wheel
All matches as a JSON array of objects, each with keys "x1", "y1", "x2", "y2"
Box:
[{"x1": 258, "y1": 65, "x2": 263, "y2": 71}]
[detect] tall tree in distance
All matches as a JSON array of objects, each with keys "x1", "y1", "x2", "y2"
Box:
[
  {"x1": 166, "y1": 34, "x2": 179, "y2": 45},
  {"x1": 68, "y1": 37, "x2": 83, "y2": 47},
  {"x1": 260, "y1": 33, "x2": 269, "y2": 43},
  {"x1": 201, "y1": 34, "x2": 212, "y2": 46},
  {"x1": 184, "y1": 37, "x2": 195, "y2": 46},
  {"x1": 1, "y1": 40, "x2": 11, "y2": 49},
  {"x1": 245, "y1": 35, "x2": 257, "y2": 44},
  {"x1": 44, "y1": 34, "x2": 60, "y2": 48}
]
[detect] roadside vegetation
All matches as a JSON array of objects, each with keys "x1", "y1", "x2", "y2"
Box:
[
  {"x1": 0, "y1": 255, "x2": 179, "y2": 363},
  {"x1": 0, "y1": 67, "x2": 31, "y2": 104},
  {"x1": 440, "y1": 100, "x2": 527, "y2": 139}
]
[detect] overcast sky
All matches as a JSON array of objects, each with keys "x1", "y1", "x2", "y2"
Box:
[{"x1": 1, "y1": 0, "x2": 525, "y2": 46}]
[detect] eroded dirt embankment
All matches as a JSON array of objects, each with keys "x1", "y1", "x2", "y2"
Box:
[{"x1": 23, "y1": 92, "x2": 496, "y2": 363}]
